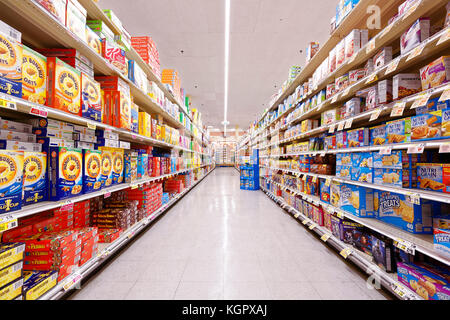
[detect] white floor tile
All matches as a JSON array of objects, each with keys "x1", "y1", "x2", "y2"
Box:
[
  {"x1": 124, "y1": 281, "x2": 179, "y2": 300},
  {"x1": 266, "y1": 281, "x2": 322, "y2": 300},
  {"x1": 174, "y1": 282, "x2": 223, "y2": 300},
  {"x1": 224, "y1": 281, "x2": 273, "y2": 300}
]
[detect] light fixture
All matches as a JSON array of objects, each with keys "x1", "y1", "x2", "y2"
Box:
[{"x1": 223, "y1": 0, "x2": 230, "y2": 135}]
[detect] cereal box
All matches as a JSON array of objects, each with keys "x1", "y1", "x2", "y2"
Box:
[
  {"x1": 46, "y1": 57, "x2": 81, "y2": 116},
  {"x1": 35, "y1": 0, "x2": 67, "y2": 24},
  {"x1": 139, "y1": 112, "x2": 151, "y2": 137},
  {"x1": 306, "y1": 42, "x2": 319, "y2": 63},
  {"x1": 443, "y1": 108, "x2": 450, "y2": 137},
  {"x1": 351, "y1": 167, "x2": 373, "y2": 183},
  {"x1": 374, "y1": 190, "x2": 433, "y2": 234},
  {"x1": 124, "y1": 151, "x2": 137, "y2": 183},
  {"x1": 0, "y1": 30, "x2": 22, "y2": 97},
  {"x1": 22, "y1": 46, "x2": 47, "y2": 104},
  {"x1": 130, "y1": 103, "x2": 139, "y2": 134},
  {"x1": 417, "y1": 163, "x2": 450, "y2": 193},
  {"x1": 0, "y1": 130, "x2": 35, "y2": 143},
  {"x1": 349, "y1": 69, "x2": 365, "y2": 84},
  {"x1": 48, "y1": 147, "x2": 83, "y2": 201},
  {"x1": 99, "y1": 147, "x2": 114, "y2": 188},
  {"x1": 37, "y1": 137, "x2": 74, "y2": 149},
  {"x1": 324, "y1": 135, "x2": 336, "y2": 150},
  {"x1": 420, "y1": 56, "x2": 450, "y2": 90},
  {"x1": 0, "y1": 140, "x2": 41, "y2": 152},
  {"x1": 28, "y1": 118, "x2": 74, "y2": 131},
  {"x1": 101, "y1": 38, "x2": 127, "y2": 75},
  {"x1": 393, "y1": 73, "x2": 421, "y2": 100},
  {"x1": 66, "y1": 0, "x2": 87, "y2": 42},
  {"x1": 347, "y1": 128, "x2": 369, "y2": 147},
  {"x1": 345, "y1": 30, "x2": 361, "y2": 60},
  {"x1": 82, "y1": 149, "x2": 102, "y2": 194},
  {"x1": 319, "y1": 178, "x2": 330, "y2": 203},
  {"x1": 0, "y1": 150, "x2": 23, "y2": 214},
  {"x1": 23, "y1": 151, "x2": 47, "y2": 205},
  {"x1": 111, "y1": 148, "x2": 124, "y2": 184},
  {"x1": 81, "y1": 73, "x2": 102, "y2": 122},
  {"x1": 351, "y1": 152, "x2": 373, "y2": 168},
  {"x1": 85, "y1": 25, "x2": 102, "y2": 55},
  {"x1": 386, "y1": 118, "x2": 411, "y2": 144},
  {"x1": 411, "y1": 110, "x2": 442, "y2": 141},
  {"x1": 337, "y1": 153, "x2": 351, "y2": 166},
  {"x1": 336, "y1": 39, "x2": 346, "y2": 68},
  {"x1": 321, "y1": 109, "x2": 339, "y2": 126},
  {"x1": 370, "y1": 124, "x2": 387, "y2": 145},
  {"x1": 33, "y1": 127, "x2": 72, "y2": 140},
  {"x1": 336, "y1": 166, "x2": 351, "y2": 179},
  {"x1": 401, "y1": 18, "x2": 430, "y2": 55},
  {"x1": 336, "y1": 131, "x2": 348, "y2": 149},
  {"x1": 374, "y1": 168, "x2": 403, "y2": 187},
  {"x1": 371, "y1": 235, "x2": 396, "y2": 272},
  {"x1": 344, "y1": 98, "x2": 362, "y2": 118},
  {"x1": 378, "y1": 79, "x2": 392, "y2": 104},
  {"x1": 373, "y1": 47, "x2": 392, "y2": 69}
]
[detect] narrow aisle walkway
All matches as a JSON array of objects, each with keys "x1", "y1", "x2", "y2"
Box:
[{"x1": 70, "y1": 168, "x2": 390, "y2": 300}]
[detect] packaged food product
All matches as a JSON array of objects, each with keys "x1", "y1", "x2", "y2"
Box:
[
  {"x1": 351, "y1": 167, "x2": 374, "y2": 183},
  {"x1": 0, "y1": 130, "x2": 35, "y2": 143},
  {"x1": 321, "y1": 109, "x2": 339, "y2": 126},
  {"x1": 85, "y1": 26, "x2": 102, "y2": 55},
  {"x1": 99, "y1": 147, "x2": 114, "y2": 188},
  {"x1": 111, "y1": 148, "x2": 124, "y2": 184},
  {"x1": 130, "y1": 103, "x2": 139, "y2": 134},
  {"x1": 0, "y1": 261, "x2": 22, "y2": 289},
  {"x1": 22, "y1": 271, "x2": 58, "y2": 300},
  {"x1": 420, "y1": 56, "x2": 450, "y2": 90},
  {"x1": 336, "y1": 39, "x2": 346, "y2": 69},
  {"x1": 352, "y1": 152, "x2": 373, "y2": 168},
  {"x1": 101, "y1": 38, "x2": 127, "y2": 75},
  {"x1": 80, "y1": 73, "x2": 101, "y2": 122},
  {"x1": 306, "y1": 42, "x2": 319, "y2": 63},
  {"x1": 23, "y1": 151, "x2": 47, "y2": 205},
  {"x1": 0, "y1": 150, "x2": 23, "y2": 214},
  {"x1": 344, "y1": 30, "x2": 361, "y2": 60},
  {"x1": 344, "y1": 98, "x2": 362, "y2": 118},
  {"x1": 46, "y1": 57, "x2": 81, "y2": 116},
  {"x1": 336, "y1": 131, "x2": 348, "y2": 149},
  {"x1": 417, "y1": 163, "x2": 450, "y2": 193},
  {"x1": 400, "y1": 18, "x2": 430, "y2": 54},
  {"x1": 82, "y1": 149, "x2": 102, "y2": 194},
  {"x1": 393, "y1": 73, "x2": 421, "y2": 100},
  {"x1": 370, "y1": 124, "x2": 387, "y2": 145},
  {"x1": 48, "y1": 147, "x2": 83, "y2": 200},
  {"x1": 347, "y1": 128, "x2": 369, "y2": 147},
  {"x1": 411, "y1": 110, "x2": 442, "y2": 141},
  {"x1": 378, "y1": 79, "x2": 392, "y2": 104},
  {"x1": 329, "y1": 47, "x2": 336, "y2": 73},
  {"x1": 0, "y1": 31, "x2": 22, "y2": 97},
  {"x1": 22, "y1": 46, "x2": 47, "y2": 104},
  {"x1": 35, "y1": 0, "x2": 67, "y2": 24},
  {"x1": 65, "y1": 0, "x2": 87, "y2": 42},
  {"x1": 0, "y1": 277, "x2": 23, "y2": 300},
  {"x1": 386, "y1": 118, "x2": 411, "y2": 144},
  {"x1": 349, "y1": 69, "x2": 365, "y2": 84},
  {"x1": 371, "y1": 235, "x2": 396, "y2": 272},
  {"x1": 373, "y1": 47, "x2": 392, "y2": 69}
]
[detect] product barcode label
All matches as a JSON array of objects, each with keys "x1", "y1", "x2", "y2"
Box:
[
  {"x1": 411, "y1": 92, "x2": 431, "y2": 109},
  {"x1": 391, "y1": 101, "x2": 406, "y2": 117},
  {"x1": 294, "y1": 213, "x2": 300, "y2": 219},
  {"x1": 321, "y1": 233, "x2": 331, "y2": 242},
  {"x1": 394, "y1": 238, "x2": 415, "y2": 255},
  {"x1": 0, "y1": 98, "x2": 17, "y2": 111},
  {"x1": 407, "y1": 144, "x2": 424, "y2": 154},
  {"x1": 340, "y1": 248, "x2": 353, "y2": 259}
]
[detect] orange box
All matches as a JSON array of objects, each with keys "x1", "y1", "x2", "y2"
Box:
[{"x1": 46, "y1": 57, "x2": 81, "y2": 116}]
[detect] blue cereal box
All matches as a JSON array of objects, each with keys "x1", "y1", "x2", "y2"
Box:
[
  {"x1": 374, "y1": 168, "x2": 402, "y2": 187},
  {"x1": 137, "y1": 152, "x2": 148, "y2": 180},
  {"x1": 82, "y1": 149, "x2": 102, "y2": 194},
  {"x1": 112, "y1": 148, "x2": 124, "y2": 184},
  {"x1": 0, "y1": 150, "x2": 23, "y2": 214},
  {"x1": 336, "y1": 131, "x2": 348, "y2": 149},
  {"x1": 444, "y1": 108, "x2": 450, "y2": 138},
  {"x1": 351, "y1": 152, "x2": 373, "y2": 167},
  {"x1": 23, "y1": 151, "x2": 47, "y2": 205},
  {"x1": 373, "y1": 150, "x2": 403, "y2": 169},
  {"x1": 370, "y1": 124, "x2": 387, "y2": 145},
  {"x1": 49, "y1": 147, "x2": 83, "y2": 201},
  {"x1": 320, "y1": 178, "x2": 330, "y2": 203},
  {"x1": 386, "y1": 118, "x2": 411, "y2": 144},
  {"x1": 336, "y1": 153, "x2": 351, "y2": 166},
  {"x1": 351, "y1": 167, "x2": 373, "y2": 183},
  {"x1": 411, "y1": 110, "x2": 442, "y2": 141},
  {"x1": 374, "y1": 190, "x2": 432, "y2": 234},
  {"x1": 99, "y1": 147, "x2": 114, "y2": 188},
  {"x1": 340, "y1": 183, "x2": 375, "y2": 217},
  {"x1": 347, "y1": 128, "x2": 369, "y2": 147},
  {"x1": 336, "y1": 165, "x2": 351, "y2": 179},
  {"x1": 416, "y1": 97, "x2": 449, "y2": 114},
  {"x1": 417, "y1": 163, "x2": 449, "y2": 193},
  {"x1": 81, "y1": 73, "x2": 102, "y2": 122}
]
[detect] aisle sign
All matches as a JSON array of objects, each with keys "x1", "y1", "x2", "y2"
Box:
[
  {"x1": 337, "y1": 121, "x2": 345, "y2": 131},
  {"x1": 406, "y1": 44, "x2": 425, "y2": 62},
  {"x1": 340, "y1": 247, "x2": 353, "y2": 259},
  {"x1": 344, "y1": 118, "x2": 353, "y2": 129},
  {"x1": 439, "y1": 142, "x2": 450, "y2": 153},
  {"x1": 391, "y1": 101, "x2": 406, "y2": 117},
  {"x1": 385, "y1": 58, "x2": 400, "y2": 75},
  {"x1": 321, "y1": 233, "x2": 331, "y2": 242},
  {"x1": 379, "y1": 146, "x2": 392, "y2": 155},
  {"x1": 407, "y1": 143, "x2": 425, "y2": 154},
  {"x1": 437, "y1": 27, "x2": 450, "y2": 46},
  {"x1": 29, "y1": 105, "x2": 47, "y2": 117},
  {"x1": 329, "y1": 123, "x2": 336, "y2": 133},
  {"x1": 411, "y1": 92, "x2": 431, "y2": 109},
  {"x1": 370, "y1": 108, "x2": 383, "y2": 121},
  {"x1": 439, "y1": 85, "x2": 450, "y2": 102}
]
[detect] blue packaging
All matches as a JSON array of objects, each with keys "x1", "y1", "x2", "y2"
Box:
[
  {"x1": 336, "y1": 131, "x2": 348, "y2": 149},
  {"x1": 373, "y1": 150, "x2": 403, "y2": 169},
  {"x1": 0, "y1": 150, "x2": 23, "y2": 214},
  {"x1": 351, "y1": 152, "x2": 373, "y2": 167},
  {"x1": 336, "y1": 153, "x2": 351, "y2": 166},
  {"x1": 340, "y1": 183, "x2": 375, "y2": 217},
  {"x1": 82, "y1": 149, "x2": 102, "y2": 194},
  {"x1": 336, "y1": 165, "x2": 351, "y2": 179},
  {"x1": 23, "y1": 151, "x2": 47, "y2": 205},
  {"x1": 320, "y1": 178, "x2": 330, "y2": 203},
  {"x1": 370, "y1": 123, "x2": 387, "y2": 145},
  {"x1": 351, "y1": 167, "x2": 373, "y2": 183},
  {"x1": 374, "y1": 168, "x2": 402, "y2": 187}
]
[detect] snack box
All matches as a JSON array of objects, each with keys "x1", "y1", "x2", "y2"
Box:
[
  {"x1": 374, "y1": 190, "x2": 433, "y2": 234},
  {"x1": 0, "y1": 261, "x2": 23, "y2": 289},
  {"x1": 370, "y1": 124, "x2": 387, "y2": 145},
  {"x1": 351, "y1": 167, "x2": 373, "y2": 183},
  {"x1": 351, "y1": 152, "x2": 373, "y2": 168},
  {"x1": 417, "y1": 163, "x2": 450, "y2": 193},
  {"x1": 420, "y1": 56, "x2": 450, "y2": 90},
  {"x1": 0, "y1": 120, "x2": 32, "y2": 133},
  {"x1": 99, "y1": 147, "x2": 114, "y2": 188},
  {"x1": 397, "y1": 262, "x2": 450, "y2": 300},
  {"x1": 85, "y1": 25, "x2": 102, "y2": 55},
  {"x1": 352, "y1": 229, "x2": 372, "y2": 255},
  {"x1": 378, "y1": 79, "x2": 393, "y2": 104},
  {"x1": 340, "y1": 183, "x2": 375, "y2": 217},
  {"x1": 37, "y1": 137, "x2": 75, "y2": 149},
  {"x1": 371, "y1": 235, "x2": 396, "y2": 273},
  {"x1": 393, "y1": 73, "x2": 421, "y2": 100},
  {"x1": 111, "y1": 148, "x2": 124, "y2": 184},
  {"x1": 0, "y1": 150, "x2": 23, "y2": 214},
  {"x1": 0, "y1": 243, "x2": 25, "y2": 270},
  {"x1": 73, "y1": 133, "x2": 97, "y2": 143},
  {"x1": 97, "y1": 229, "x2": 121, "y2": 243},
  {"x1": 373, "y1": 47, "x2": 392, "y2": 69},
  {"x1": 22, "y1": 46, "x2": 47, "y2": 105},
  {"x1": 65, "y1": 0, "x2": 87, "y2": 42},
  {"x1": 330, "y1": 215, "x2": 364, "y2": 244},
  {"x1": 33, "y1": 127, "x2": 72, "y2": 140},
  {"x1": 0, "y1": 30, "x2": 22, "y2": 97},
  {"x1": 48, "y1": 147, "x2": 83, "y2": 201},
  {"x1": 386, "y1": 118, "x2": 411, "y2": 144},
  {"x1": 411, "y1": 110, "x2": 442, "y2": 141},
  {"x1": 22, "y1": 270, "x2": 58, "y2": 300},
  {"x1": 0, "y1": 277, "x2": 23, "y2": 300},
  {"x1": 347, "y1": 128, "x2": 369, "y2": 147},
  {"x1": 81, "y1": 73, "x2": 102, "y2": 122},
  {"x1": 416, "y1": 97, "x2": 450, "y2": 115},
  {"x1": 28, "y1": 118, "x2": 74, "y2": 131},
  {"x1": 373, "y1": 150, "x2": 403, "y2": 169},
  {"x1": 434, "y1": 227, "x2": 450, "y2": 257},
  {"x1": 82, "y1": 149, "x2": 102, "y2": 194},
  {"x1": 0, "y1": 130, "x2": 35, "y2": 143},
  {"x1": 374, "y1": 168, "x2": 403, "y2": 187},
  {"x1": 23, "y1": 151, "x2": 47, "y2": 205},
  {"x1": 336, "y1": 131, "x2": 348, "y2": 149},
  {"x1": 401, "y1": 18, "x2": 430, "y2": 55}
]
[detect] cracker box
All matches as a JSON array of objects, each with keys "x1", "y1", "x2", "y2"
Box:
[
  {"x1": 374, "y1": 168, "x2": 403, "y2": 187},
  {"x1": 351, "y1": 167, "x2": 373, "y2": 183},
  {"x1": 0, "y1": 120, "x2": 32, "y2": 133},
  {"x1": 28, "y1": 118, "x2": 74, "y2": 131},
  {"x1": 374, "y1": 190, "x2": 433, "y2": 234},
  {"x1": 66, "y1": 0, "x2": 87, "y2": 42},
  {"x1": 370, "y1": 124, "x2": 387, "y2": 145},
  {"x1": 81, "y1": 73, "x2": 102, "y2": 122},
  {"x1": 420, "y1": 56, "x2": 450, "y2": 90},
  {"x1": 46, "y1": 57, "x2": 81, "y2": 116},
  {"x1": 23, "y1": 151, "x2": 47, "y2": 205},
  {"x1": 0, "y1": 243, "x2": 25, "y2": 270},
  {"x1": 0, "y1": 130, "x2": 35, "y2": 143},
  {"x1": 0, "y1": 261, "x2": 22, "y2": 289},
  {"x1": 417, "y1": 163, "x2": 450, "y2": 193},
  {"x1": 99, "y1": 147, "x2": 114, "y2": 188},
  {"x1": 347, "y1": 128, "x2": 369, "y2": 147},
  {"x1": 386, "y1": 118, "x2": 411, "y2": 144},
  {"x1": 112, "y1": 148, "x2": 124, "y2": 184},
  {"x1": 393, "y1": 73, "x2": 421, "y2": 100},
  {"x1": 0, "y1": 150, "x2": 23, "y2": 214},
  {"x1": 411, "y1": 110, "x2": 442, "y2": 141},
  {"x1": 48, "y1": 147, "x2": 83, "y2": 201},
  {"x1": 352, "y1": 152, "x2": 373, "y2": 168},
  {"x1": 22, "y1": 270, "x2": 58, "y2": 300},
  {"x1": 401, "y1": 18, "x2": 430, "y2": 55},
  {"x1": 0, "y1": 31, "x2": 22, "y2": 97},
  {"x1": 0, "y1": 277, "x2": 23, "y2": 300},
  {"x1": 336, "y1": 131, "x2": 348, "y2": 149},
  {"x1": 397, "y1": 262, "x2": 450, "y2": 300},
  {"x1": 82, "y1": 149, "x2": 102, "y2": 194},
  {"x1": 22, "y1": 46, "x2": 47, "y2": 104}
]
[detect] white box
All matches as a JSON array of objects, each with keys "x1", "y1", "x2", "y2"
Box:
[
  {"x1": 393, "y1": 73, "x2": 421, "y2": 100},
  {"x1": 0, "y1": 120, "x2": 32, "y2": 133},
  {"x1": 378, "y1": 80, "x2": 393, "y2": 104},
  {"x1": 336, "y1": 39, "x2": 346, "y2": 69},
  {"x1": 0, "y1": 140, "x2": 41, "y2": 152},
  {"x1": 0, "y1": 130, "x2": 35, "y2": 143},
  {"x1": 0, "y1": 19, "x2": 21, "y2": 42},
  {"x1": 345, "y1": 30, "x2": 361, "y2": 60}
]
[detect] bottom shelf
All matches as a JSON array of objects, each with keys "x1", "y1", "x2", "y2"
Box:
[
  {"x1": 259, "y1": 186, "x2": 421, "y2": 301},
  {"x1": 38, "y1": 167, "x2": 215, "y2": 300}
]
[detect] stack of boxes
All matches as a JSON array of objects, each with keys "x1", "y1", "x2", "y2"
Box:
[
  {"x1": 128, "y1": 183, "x2": 163, "y2": 218},
  {"x1": 161, "y1": 69, "x2": 181, "y2": 102},
  {"x1": 0, "y1": 243, "x2": 25, "y2": 300},
  {"x1": 131, "y1": 36, "x2": 160, "y2": 77}
]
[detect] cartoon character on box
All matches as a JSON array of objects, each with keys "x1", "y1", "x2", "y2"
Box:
[
  {"x1": 0, "y1": 150, "x2": 23, "y2": 214},
  {"x1": 320, "y1": 178, "x2": 330, "y2": 203},
  {"x1": 112, "y1": 148, "x2": 124, "y2": 184},
  {"x1": 0, "y1": 32, "x2": 22, "y2": 97},
  {"x1": 23, "y1": 151, "x2": 47, "y2": 205},
  {"x1": 82, "y1": 149, "x2": 102, "y2": 194}
]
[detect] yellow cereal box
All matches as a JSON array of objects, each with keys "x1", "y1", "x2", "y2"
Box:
[
  {"x1": 23, "y1": 151, "x2": 47, "y2": 205},
  {"x1": 22, "y1": 46, "x2": 47, "y2": 105},
  {"x1": 0, "y1": 33, "x2": 22, "y2": 97},
  {"x1": 138, "y1": 111, "x2": 151, "y2": 137},
  {"x1": 99, "y1": 147, "x2": 114, "y2": 187},
  {"x1": 112, "y1": 148, "x2": 124, "y2": 184},
  {"x1": 0, "y1": 150, "x2": 23, "y2": 214}
]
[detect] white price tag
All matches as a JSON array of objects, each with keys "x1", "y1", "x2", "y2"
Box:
[
  {"x1": 439, "y1": 85, "x2": 450, "y2": 102},
  {"x1": 407, "y1": 144, "x2": 425, "y2": 154},
  {"x1": 337, "y1": 121, "x2": 345, "y2": 131},
  {"x1": 331, "y1": 95, "x2": 339, "y2": 104},
  {"x1": 59, "y1": 200, "x2": 74, "y2": 211},
  {"x1": 29, "y1": 105, "x2": 47, "y2": 117},
  {"x1": 104, "y1": 192, "x2": 111, "y2": 199},
  {"x1": 439, "y1": 142, "x2": 450, "y2": 153},
  {"x1": 437, "y1": 27, "x2": 450, "y2": 46},
  {"x1": 406, "y1": 44, "x2": 425, "y2": 62},
  {"x1": 385, "y1": 58, "x2": 400, "y2": 75},
  {"x1": 406, "y1": 192, "x2": 420, "y2": 206},
  {"x1": 328, "y1": 124, "x2": 336, "y2": 133},
  {"x1": 130, "y1": 184, "x2": 139, "y2": 190},
  {"x1": 294, "y1": 213, "x2": 300, "y2": 219},
  {"x1": 379, "y1": 146, "x2": 392, "y2": 155},
  {"x1": 344, "y1": 118, "x2": 353, "y2": 129},
  {"x1": 394, "y1": 238, "x2": 416, "y2": 255},
  {"x1": 302, "y1": 218, "x2": 310, "y2": 225},
  {"x1": 87, "y1": 122, "x2": 97, "y2": 130},
  {"x1": 370, "y1": 108, "x2": 383, "y2": 121},
  {"x1": 391, "y1": 101, "x2": 406, "y2": 117},
  {"x1": 411, "y1": 92, "x2": 431, "y2": 109},
  {"x1": 308, "y1": 223, "x2": 317, "y2": 230},
  {"x1": 365, "y1": 73, "x2": 378, "y2": 84}
]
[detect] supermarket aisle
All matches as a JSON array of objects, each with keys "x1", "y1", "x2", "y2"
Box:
[{"x1": 70, "y1": 168, "x2": 389, "y2": 300}]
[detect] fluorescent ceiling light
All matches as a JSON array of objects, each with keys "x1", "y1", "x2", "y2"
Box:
[{"x1": 223, "y1": 0, "x2": 230, "y2": 134}]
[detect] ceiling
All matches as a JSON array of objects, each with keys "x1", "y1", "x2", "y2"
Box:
[{"x1": 102, "y1": 0, "x2": 337, "y2": 129}]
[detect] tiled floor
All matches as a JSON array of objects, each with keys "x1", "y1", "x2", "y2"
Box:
[{"x1": 69, "y1": 168, "x2": 390, "y2": 300}]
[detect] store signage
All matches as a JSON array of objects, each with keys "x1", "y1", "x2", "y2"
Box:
[
  {"x1": 439, "y1": 142, "x2": 450, "y2": 153},
  {"x1": 0, "y1": 216, "x2": 18, "y2": 232},
  {"x1": 340, "y1": 247, "x2": 353, "y2": 259},
  {"x1": 29, "y1": 105, "x2": 47, "y2": 117},
  {"x1": 379, "y1": 146, "x2": 392, "y2": 155}
]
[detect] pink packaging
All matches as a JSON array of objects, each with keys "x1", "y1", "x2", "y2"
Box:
[
  {"x1": 313, "y1": 206, "x2": 324, "y2": 226},
  {"x1": 324, "y1": 209, "x2": 332, "y2": 231},
  {"x1": 401, "y1": 18, "x2": 430, "y2": 55},
  {"x1": 326, "y1": 84, "x2": 336, "y2": 99},
  {"x1": 335, "y1": 74, "x2": 349, "y2": 92}
]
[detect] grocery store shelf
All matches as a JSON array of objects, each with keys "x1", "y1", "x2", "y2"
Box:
[
  {"x1": 261, "y1": 176, "x2": 450, "y2": 266},
  {"x1": 259, "y1": 185, "x2": 421, "y2": 300},
  {"x1": 38, "y1": 168, "x2": 214, "y2": 300}
]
